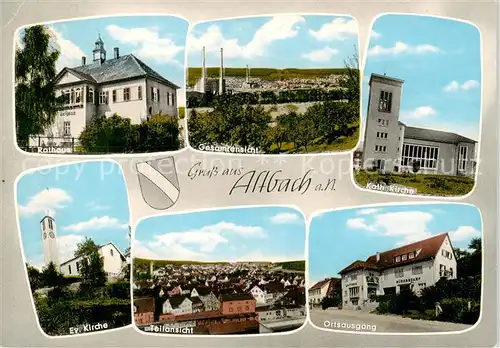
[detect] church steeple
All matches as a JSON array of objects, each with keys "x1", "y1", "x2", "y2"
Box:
[{"x1": 92, "y1": 33, "x2": 107, "y2": 65}]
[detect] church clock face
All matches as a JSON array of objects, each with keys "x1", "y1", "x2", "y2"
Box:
[
  {"x1": 49, "y1": 232, "x2": 55, "y2": 239},
  {"x1": 43, "y1": 233, "x2": 47, "y2": 239}
]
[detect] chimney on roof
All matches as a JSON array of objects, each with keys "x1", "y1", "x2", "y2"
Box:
[
  {"x1": 376, "y1": 252, "x2": 380, "y2": 262},
  {"x1": 114, "y1": 47, "x2": 119, "y2": 59},
  {"x1": 82, "y1": 56, "x2": 86, "y2": 65}
]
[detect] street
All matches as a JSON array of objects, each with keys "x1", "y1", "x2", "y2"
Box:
[{"x1": 310, "y1": 308, "x2": 473, "y2": 333}]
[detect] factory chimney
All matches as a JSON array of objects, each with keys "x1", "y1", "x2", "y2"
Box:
[
  {"x1": 201, "y1": 46, "x2": 206, "y2": 93},
  {"x1": 219, "y1": 47, "x2": 225, "y2": 95}
]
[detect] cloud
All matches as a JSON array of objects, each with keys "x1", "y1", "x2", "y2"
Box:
[
  {"x1": 347, "y1": 211, "x2": 435, "y2": 245},
  {"x1": 188, "y1": 15, "x2": 305, "y2": 60},
  {"x1": 357, "y1": 208, "x2": 380, "y2": 215},
  {"x1": 367, "y1": 41, "x2": 441, "y2": 57},
  {"x1": 57, "y1": 234, "x2": 86, "y2": 263},
  {"x1": 270, "y1": 212, "x2": 301, "y2": 224},
  {"x1": 63, "y1": 216, "x2": 128, "y2": 232},
  {"x1": 106, "y1": 25, "x2": 184, "y2": 65},
  {"x1": 18, "y1": 188, "x2": 72, "y2": 216},
  {"x1": 301, "y1": 46, "x2": 339, "y2": 62},
  {"x1": 370, "y1": 30, "x2": 381, "y2": 39},
  {"x1": 308, "y1": 17, "x2": 358, "y2": 41},
  {"x1": 443, "y1": 80, "x2": 480, "y2": 92},
  {"x1": 85, "y1": 201, "x2": 110, "y2": 211},
  {"x1": 133, "y1": 239, "x2": 205, "y2": 260},
  {"x1": 449, "y1": 226, "x2": 481, "y2": 242},
  {"x1": 401, "y1": 106, "x2": 438, "y2": 119},
  {"x1": 234, "y1": 251, "x2": 304, "y2": 263},
  {"x1": 48, "y1": 26, "x2": 86, "y2": 71},
  {"x1": 135, "y1": 221, "x2": 267, "y2": 260}
]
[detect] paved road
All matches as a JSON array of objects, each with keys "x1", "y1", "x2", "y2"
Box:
[{"x1": 310, "y1": 308, "x2": 472, "y2": 333}]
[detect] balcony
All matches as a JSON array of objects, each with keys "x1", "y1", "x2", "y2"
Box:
[
  {"x1": 439, "y1": 270, "x2": 453, "y2": 278},
  {"x1": 366, "y1": 276, "x2": 379, "y2": 285}
]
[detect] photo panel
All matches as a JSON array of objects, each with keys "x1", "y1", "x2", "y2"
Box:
[
  {"x1": 308, "y1": 203, "x2": 482, "y2": 334},
  {"x1": 185, "y1": 15, "x2": 361, "y2": 155},
  {"x1": 132, "y1": 206, "x2": 307, "y2": 335},
  {"x1": 353, "y1": 14, "x2": 482, "y2": 197},
  {"x1": 14, "y1": 15, "x2": 188, "y2": 155},
  {"x1": 16, "y1": 161, "x2": 132, "y2": 336}
]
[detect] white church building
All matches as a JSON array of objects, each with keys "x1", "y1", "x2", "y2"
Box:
[
  {"x1": 361, "y1": 73, "x2": 477, "y2": 176},
  {"x1": 339, "y1": 233, "x2": 457, "y2": 310},
  {"x1": 40, "y1": 209, "x2": 127, "y2": 279},
  {"x1": 29, "y1": 34, "x2": 180, "y2": 150}
]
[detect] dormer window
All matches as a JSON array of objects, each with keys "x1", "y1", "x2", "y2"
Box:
[
  {"x1": 408, "y1": 252, "x2": 415, "y2": 259},
  {"x1": 402, "y1": 254, "x2": 407, "y2": 261},
  {"x1": 395, "y1": 255, "x2": 401, "y2": 262}
]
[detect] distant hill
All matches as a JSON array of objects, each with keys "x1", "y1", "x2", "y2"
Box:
[
  {"x1": 133, "y1": 258, "x2": 231, "y2": 270},
  {"x1": 276, "y1": 260, "x2": 306, "y2": 272},
  {"x1": 187, "y1": 67, "x2": 350, "y2": 87}
]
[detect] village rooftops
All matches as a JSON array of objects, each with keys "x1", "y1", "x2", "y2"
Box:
[
  {"x1": 220, "y1": 292, "x2": 255, "y2": 302},
  {"x1": 167, "y1": 295, "x2": 190, "y2": 308},
  {"x1": 339, "y1": 233, "x2": 451, "y2": 274},
  {"x1": 309, "y1": 277, "x2": 341, "y2": 297}
]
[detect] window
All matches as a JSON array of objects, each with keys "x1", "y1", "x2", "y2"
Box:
[
  {"x1": 395, "y1": 269, "x2": 404, "y2": 278},
  {"x1": 245, "y1": 306, "x2": 249, "y2": 310},
  {"x1": 402, "y1": 254, "x2": 408, "y2": 261},
  {"x1": 157, "y1": 89, "x2": 160, "y2": 102},
  {"x1": 348, "y1": 287, "x2": 360, "y2": 297},
  {"x1": 374, "y1": 145, "x2": 387, "y2": 153},
  {"x1": 408, "y1": 252, "x2": 415, "y2": 259},
  {"x1": 378, "y1": 90, "x2": 393, "y2": 112},
  {"x1": 458, "y1": 145, "x2": 468, "y2": 171},
  {"x1": 376, "y1": 132, "x2": 388, "y2": 139},
  {"x1": 68, "y1": 265, "x2": 72, "y2": 275},
  {"x1": 63, "y1": 121, "x2": 71, "y2": 136},
  {"x1": 76, "y1": 262, "x2": 79, "y2": 271},
  {"x1": 123, "y1": 87, "x2": 130, "y2": 102},
  {"x1": 166, "y1": 92, "x2": 170, "y2": 105},
  {"x1": 99, "y1": 91, "x2": 109, "y2": 104},
  {"x1": 377, "y1": 118, "x2": 389, "y2": 127},
  {"x1": 412, "y1": 266, "x2": 423, "y2": 275},
  {"x1": 48, "y1": 219, "x2": 53, "y2": 229},
  {"x1": 70, "y1": 89, "x2": 75, "y2": 104},
  {"x1": 138, "y1": 86, "x2": 142, "y2": 100},
  {"x1": 151, "y1": 87, "x2": 154, "y2": 101},
  {"x1": 374, "y1": 159, "x2": 385, "y2": 171},
  {"x1": 401, "y1": 144, "x2": 439, "y2": 169},
  {"x1": 350, "y1": 274, "x2": 357, "y2": 281},
  {"x1": 442, "y1": 250, "x2": 452, "y2": 260},
  {"x1": 229, "y1": 307, "x2": 233, "y2": 312},
  {"x1": 88, "y1": 88, "x2": 94, "y2": 104},
  {"x1": 172, "y1": 92, "x2": 175, "y2": 105},
  {"x1": 110, "y1": 249, "x2": 114, "y2": 257},
  {"x1": 75, "y1": 88, "x2": 82, "y2": 103},
  {"x1": 112, "y1": 90, "x2": 117, "y2": 103},
  {"x1": 395, "y1": 256, "x2": 401, "y2": 262},
  {"x1": 344, "y1": 290, "x2": 347, "y2": 296}
]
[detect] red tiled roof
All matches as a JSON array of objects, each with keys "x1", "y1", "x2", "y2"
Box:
[
  {"x1": 339, "y1": 233, "x2": 448, "y2": 274},
  {"x1": 134, "y1": 297, "x2": 155, "y2": 313},
  {"x1": 309, "y1": 277, "x2": 341, "y2": 291}
]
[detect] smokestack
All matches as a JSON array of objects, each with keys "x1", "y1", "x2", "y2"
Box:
[
  {"x1": 201, "y1": 46, "x2": 206, "y2": 93},
  {"x1": 82, "y1": 56, "x2": 86, "y2": 65},
  {"x1": 219, "y1": 47, "x2": 224, "y2": 95},
  {"x1": 376, "y1": 252, "x2": 380, "y2": 262},
  {"x1": 114, "y1": 47, "x2": 119, "y2": 59},
  {"x1": 245, "y1": 64, "x2": 249, "y2": 83}
]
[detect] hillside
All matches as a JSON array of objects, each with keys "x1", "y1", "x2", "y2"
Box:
[
  {"x1": 276, "y1": 260, "x2": 306, "y2": 272},
  {"x1": 187, "y1": 67, "x2": 349, "y2": 87}
]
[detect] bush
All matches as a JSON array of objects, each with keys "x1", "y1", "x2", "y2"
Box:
[
  {"x1": 439, "y1": 298, "x2": 480, "y2": 324},
  {"x1": 106, "y1": 282, "x2": 130, "y2": 299}
]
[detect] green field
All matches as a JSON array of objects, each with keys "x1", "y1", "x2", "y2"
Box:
[
  {"x1": 354, "y1": 171, "x2": 475, "y2": 196},
  {"x1": 187, "y1": 67, "x2": 349, "y2": 87},
  {"x1": 277, "y1": 260, "x2": 306, "y2": 272}
]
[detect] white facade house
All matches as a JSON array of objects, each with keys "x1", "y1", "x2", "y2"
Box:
[
  {"x1": 361, "y1": 73, "x2": 477, "y2": 177},
  {"x1": 339, "y1": 233, "x2": 457, "y2": 310},
  {"x1": 29, "y1": 35, "x2": 180, "y2": 149},
  {"x1": 59, "y1": 242, "x2": 126, "y2": 279},
  {"x1": 308, "y1": 278, "x2": 341, "y2": 307},
  {"x1": 162, "y1": 296, "x2": 193, "y2": 315}
]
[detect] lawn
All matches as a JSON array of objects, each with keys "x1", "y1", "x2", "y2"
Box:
[{"x1": 354, "y1": 170, "x2": 475, "y2": 196}]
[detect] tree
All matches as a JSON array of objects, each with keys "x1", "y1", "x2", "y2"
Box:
[
  {"x1": 27, "y1": 264, "x2": 43, "y2": 291},
  {"x1": 41, "y1": 262, "x2": 65, "y2": 288},
  {"x1": 137, "y1": 114, "x2": 180, "y2": 152},
  {"x1": 15, "y1": 25, "x2": 63, "y2": 146},
  {"x1": 74, "y1": 237, "x2": 107, "y2": 295}
]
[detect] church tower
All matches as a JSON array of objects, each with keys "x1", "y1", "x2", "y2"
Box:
[
  {"x1": 41, "y1": 208, "x2": 59, "y2": 267},
  {"x1": 92, "y1": 34, "x2": 107, "y2": 65}
]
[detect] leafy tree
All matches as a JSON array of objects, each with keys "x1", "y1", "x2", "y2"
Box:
[
  {"x1": 137, "y1": 114, "x2": 180, "y2": 152},
  {"x1": 41, "y1": 261, "x2": 65, "y2": 288},
  {"x1": 74, "y1": 238, "x2": 107, "y2": 296},
  {"x1": 27, "y1": 264, "x2": 43, "y2": 291},
  {"x1": 15, "y1": 25, "x2": 63, "y2": 146}
]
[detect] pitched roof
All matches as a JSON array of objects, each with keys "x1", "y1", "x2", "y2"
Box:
[
  {"x1": 58, "y1": 54, "x2": 179, "y2": 89},
  {"x1": 340, "y1": 233, "x2": 449, "y2": 274},
  {"x1": 134, "y1": 297, "x2": 155, "y2": 313},
  {"x1": 59, "y1": 242, "x2": 125, "y2": 266},
  {"x1": 402, "y1": 124, "x2": 476, "y2": 144},
  {"x1": 167, "y1": 295, "x2": 190, "y2": 308}
]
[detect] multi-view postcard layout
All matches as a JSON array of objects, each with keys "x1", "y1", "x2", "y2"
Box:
[
  {"x1": 16, "y1": 161, "x2": 131, "y2": 336},
  {"x1": 132, "y1": 207, "x2": 307, "y2": 335},
  {"x1": 15, "y1": 16, "x2": 188, "y2": 154},
  {"x1": 308, "y1": 203, "x2": 482, "y2": 333},
  {"x1": 186, "y1": 15, "x2": 361, "y2": 155},
  {"x1": 353, "y1": 15, "x2": 481, "y2": 197}
]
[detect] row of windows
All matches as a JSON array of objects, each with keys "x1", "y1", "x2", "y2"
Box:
[
  {"x1": 377, "y1": 118, "x2": 389, "y2": 127},
  {"x1": 375, "y1": 145, "x2": 387, "y2": 153},
  {"x1": 376, "y1": 132, "x2": 388, "y2": 139},
  {"x1": 228, "y1": 306, "x2": 250, "y2": 312},
  {"x1": 395, "y1": 265, "x2": 424, "y2": 278},
  {"x1": 60, "y1": 86, "x2": 175, "y2": 106},
  {"x1": 401, "y1": 144, "x2": 439, "y2": 169},
  {"x1": 394, "y1": 250, "x2": 418, "y2": 263},
  {"x1": 442, "y1": 249, "x2": 453, "y2": 260}
]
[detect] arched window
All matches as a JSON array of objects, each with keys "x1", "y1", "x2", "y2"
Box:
[{"x1": 88, "y1": 87, "x2": 94, "y2": 104}]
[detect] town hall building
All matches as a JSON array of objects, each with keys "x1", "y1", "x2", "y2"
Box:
[
  {"x1": 339, "y1": 233, "x2": 457, "y2": 310},
  {"x1": 361, "y1": 73, "x2": 477, "y2": 176},
  {"x1": 29, "y1": 34, "x2": 180, "y2": 150}
]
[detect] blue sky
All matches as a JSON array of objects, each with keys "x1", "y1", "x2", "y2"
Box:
[
  {"x1": 134, "y1": 207, "x2": 305, "y2": 262},
  {"x1": 17, "y1": 161, "x2": 130, "y2": 270},
  {"x1": 361, "y1": 14, "x2": 481, "y2": 142},
  {"x1": 308, "y1": 204, "x2": 482, "y2": 285},
  {"x1": 187, "y1": 15, "x2": 359, "y2": 69},
  {"x1": 17, "y1": 16, "x2": 188, "y2": 103}
]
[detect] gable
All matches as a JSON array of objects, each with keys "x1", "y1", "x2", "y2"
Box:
[{"x1": 56, "y1": 70, "x2": 84, "y2": 85}]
